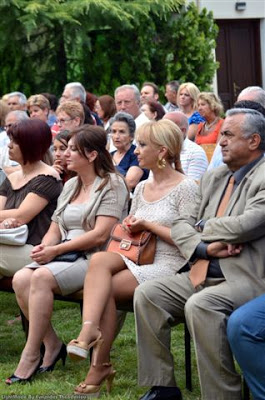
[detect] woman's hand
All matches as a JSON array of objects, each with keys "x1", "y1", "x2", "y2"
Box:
[
  {"x1": 30, "y1": 244, "x2": 58, "y2": 265},
  {"x1": 0, "y1": 218, "x2": 21, "y2": 229},
  {"x1": 52, "y1": 159, "x2": 64, "y2": 175},
  {"x1": 122, "y1": 215, "x2": 148, "y2": 233}
]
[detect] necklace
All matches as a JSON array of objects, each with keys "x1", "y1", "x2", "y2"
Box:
[
  {"x1": 82, "y1": 181, "x2": 94, "y2": 192},
  {"x1": 204, "y1": 117, "x2": 219, "y2": 131}
]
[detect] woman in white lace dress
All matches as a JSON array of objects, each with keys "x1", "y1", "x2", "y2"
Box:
[{"x1": 67, "y1": 119, "x2": 198, "y2": 396}]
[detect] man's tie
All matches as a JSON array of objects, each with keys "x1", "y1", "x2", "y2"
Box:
[{"x1": 189, "y1": 175, "x2": 235, "y2": 288}]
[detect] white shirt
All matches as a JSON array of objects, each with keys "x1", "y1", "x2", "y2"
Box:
[
  {"x1": 134, "y1": 112, "x2": 149, "y2": 130},
  {"x1": 180, "y1": 138, "x2": 208, "y2": 180}
]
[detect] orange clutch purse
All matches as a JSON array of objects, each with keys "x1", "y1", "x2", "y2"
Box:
[{"x1": 107, "y1": 223, "x2": 156, "y2": 265}]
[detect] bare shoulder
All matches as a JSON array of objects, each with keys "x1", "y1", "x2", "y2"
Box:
[
  {"x1": 6, "y1": 169, "x2": 22, "y2": 185},
  {"x1": 41, "y1": 164, "x2": 61, "y2": 180}
]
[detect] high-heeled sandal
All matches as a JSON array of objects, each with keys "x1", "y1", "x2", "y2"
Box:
[
  {"x1": 6, "y1": 358, "x2": 42, "y2": 385},
  {"x1": 38, "y1": 343, "x2": 67, "y2": 373},
  {"x1": 74, "y1": 363, "x2": 116, "y2": 397},
  {"x1": 67, "y1": 321, "x2": 103, "y2": 362}
]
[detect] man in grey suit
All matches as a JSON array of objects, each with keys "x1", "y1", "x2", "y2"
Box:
[{"x1": 134, "y1": 108, "x2": 265, "y2": 400}]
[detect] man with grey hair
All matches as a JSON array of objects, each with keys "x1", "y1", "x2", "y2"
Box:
[
  {"x1": 208, "y1": 86, "x2": 265, "y2": 170},
  {"x1": 135, "y1": 108, "x2": 265, "y2": 400},
  {"x1": 0, "y1": 111, "x2": 29, "y2": 176},
  {"x1": 59, "y1": 82, "x2": 98, "y2": 126},
  {"x1": 7, "y1": 92, "x2": 27, "y2": 111},
  {"x1": 237, "y1": 85, "x2": 265, "y2": 107},
  {"x1": 163, "y1": 111, "x2": 208, "y2": 180},
  {"x1": 60, "y1": 82, "x2": 86, "y2": 104},
  {"x1": 114, "y1": 84, "x2": 149, "y2": 129}
]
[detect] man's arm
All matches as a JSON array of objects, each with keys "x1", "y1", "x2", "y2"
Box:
[{"x1": 202, "y1": 187, "x2": 265, "y2": 244}]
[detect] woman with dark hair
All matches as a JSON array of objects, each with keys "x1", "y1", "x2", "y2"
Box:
[
  {"x1": 6, "y1": 124, "x2": 128, "y2": 385},
  {"x1": 67, "y1": 120, "x2": 197, "y2": 396},
  {"x1": 52, "y1": 130, "x2": 73, "y2": 183},
  {"x1": 141, "y1": 100, "x2": 165, "y2": 121},
  {"x1": 110, "y1": 111, "x2": 149, "y2": 191},
  {"x1": 95, "y1": 95, "x2": 116, "y2": 130},
  {"x1": 0, "y1": 119, "x2": 62, "y2": 278}
]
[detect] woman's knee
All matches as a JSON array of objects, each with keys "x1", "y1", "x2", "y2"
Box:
[
  {"x1": 88, "y1": 252, "x2": 124, "y2": 274},
  {"x1": 12, "y1": 268, "x2": 33, "y2": 293},
  {"x1": 30, "y1": 267, "x2": 56, "y2": 291}
]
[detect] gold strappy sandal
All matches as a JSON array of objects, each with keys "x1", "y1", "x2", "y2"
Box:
[
  {"x1": 74, "y1": 363, "x2": 116, "y2": 397},
  {"x1": 67, "y1": 321, "x2": 103, "y2": 362}
]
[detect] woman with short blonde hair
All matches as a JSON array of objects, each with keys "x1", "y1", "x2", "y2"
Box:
[
  {"x1": 195, "y1": 92, "x2": 224, "y2": 145},
  {"x1": 27, "y1": 94, "x2": 50, "y2": 122},
  {"x1": 56, "y1": 100, "x2": 85, "y2": 131}
]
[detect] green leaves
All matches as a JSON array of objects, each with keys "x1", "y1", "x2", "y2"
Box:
[{"x1": 0, "y1": 0, "x2": 217, "y2": 97}]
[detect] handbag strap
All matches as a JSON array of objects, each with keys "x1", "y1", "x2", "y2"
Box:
[{"x1": 136, "y1": 231, "x2": 146, "y2": 264}]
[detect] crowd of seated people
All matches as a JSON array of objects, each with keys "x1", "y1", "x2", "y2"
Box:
[{"x1": 0, "y1": 83, "x2": 264, "y2": 400}]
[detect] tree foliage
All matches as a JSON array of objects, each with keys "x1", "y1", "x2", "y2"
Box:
[{"x1": 0, "y1": 0, "x2": 218, "y2": 97}]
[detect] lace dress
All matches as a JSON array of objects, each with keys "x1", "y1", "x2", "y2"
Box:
[{"x1": 121, "y1": 178, "x2": 198, "y2": 284}]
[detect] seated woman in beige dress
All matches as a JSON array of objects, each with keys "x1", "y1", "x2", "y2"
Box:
[
  {"x1": 67, "y1": 119, "x2": 198, "y2": 396},
  {"x1": 6, "y1": 125, "x2": 128, "y2": 385},
  {"x1": 0, "y1": 119, "x2": 62, "y2": 278}
]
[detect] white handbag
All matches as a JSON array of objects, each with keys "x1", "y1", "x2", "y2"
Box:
[{"x1": 0, "y1": 224, "x2": 29, "y2": 246}]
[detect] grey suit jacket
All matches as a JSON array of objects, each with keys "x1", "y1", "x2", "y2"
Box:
[{"x1": 171, "y1": 157, "x2": 265, "y2": 307}]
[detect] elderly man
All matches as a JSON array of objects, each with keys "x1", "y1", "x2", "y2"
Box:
[
  {"x1": 140, "y1": 82, "x2": 160, "y2": 105},
  {"x1": 7, "y1": 92, "x2": 27, "y2": 111},
  {"x1": 114, "y1": 84, "x2": 149, "y2": 129},
  {"x1": 164, "y1": 111, "x2": 208, "y2": 180},
  {"x1": 60, "y1": 82, "x2": 86, "y2": 104},
  {"x1": 208, "y1": 86, "x2": 265, "y2": 170},
  {"x1": 0, "y1": 111, "x2": 29, "y2": 175},
  {"x1": 59, "y1": 81, "x2": 100, "y2": 126},
  {"x1": 164, "y1": 80, "x2": 179, "y2": 112},
  {"x1": 134, "y1": 108, "x2": 265, "y2": 400}
]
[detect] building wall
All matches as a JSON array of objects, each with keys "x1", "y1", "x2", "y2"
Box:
[
  {"x1": 192, "y1": 0, "x2": 265, "y2": 87},
  {"x1": 198, "y1": 0, "x2": 265, "y2": 19}
]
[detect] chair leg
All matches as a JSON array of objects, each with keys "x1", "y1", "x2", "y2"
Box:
[
  {"x1": 184, "y1": 321, "x2": 192, "y2": 391},
  {"x1": 19, "y1": 308, "x2": 29, "y2": 340}
]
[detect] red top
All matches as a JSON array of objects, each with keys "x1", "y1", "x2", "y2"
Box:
[{"x1": 195, "y1": 119, "x2": 224, "y2": 145}]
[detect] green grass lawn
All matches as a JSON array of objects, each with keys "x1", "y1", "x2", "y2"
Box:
[{"x1": 0, "y1": 292, "x2": 202, "y2": 399}]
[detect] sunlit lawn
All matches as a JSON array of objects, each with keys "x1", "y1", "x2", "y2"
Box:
[{"x1": 0, "y1": 291, "x2": 202, "y2": 399}]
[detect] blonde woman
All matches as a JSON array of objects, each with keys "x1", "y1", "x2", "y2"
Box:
[
  {"x1": 55, "y1": 101, "x2": 85, "y2": 133},
  {"x1": 67, "y1": 119, "x2": 198, "y2": 397},
  {"x1": 177, "y1": 82, "x2": 205, "y2": 140},
  {"x1": 195, "y1": 92, "x2": 224, "y2": 144},
  {"x1": 27, "y1": 95, "x2": 50, "y2": 123}
]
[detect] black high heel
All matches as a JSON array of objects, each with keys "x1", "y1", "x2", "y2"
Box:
[
  {"x1": 6, "y1": 358, "x2": 42, "y2": 385},
  {"x1": 38, "y1": 343, "x2": 67, "y2": 373}
]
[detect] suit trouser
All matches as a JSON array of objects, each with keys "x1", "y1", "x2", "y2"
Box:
[
  {"x1": 134, "y1": 271, "x2": 242, "y2": 400},
  {"x1": 227, "y1": 294, "x2": 265, "y2": 400}
]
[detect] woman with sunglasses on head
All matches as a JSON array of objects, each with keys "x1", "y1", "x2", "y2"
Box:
[{"x1": 6, "y1": 124, "x2": 128, "y2": 385}]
